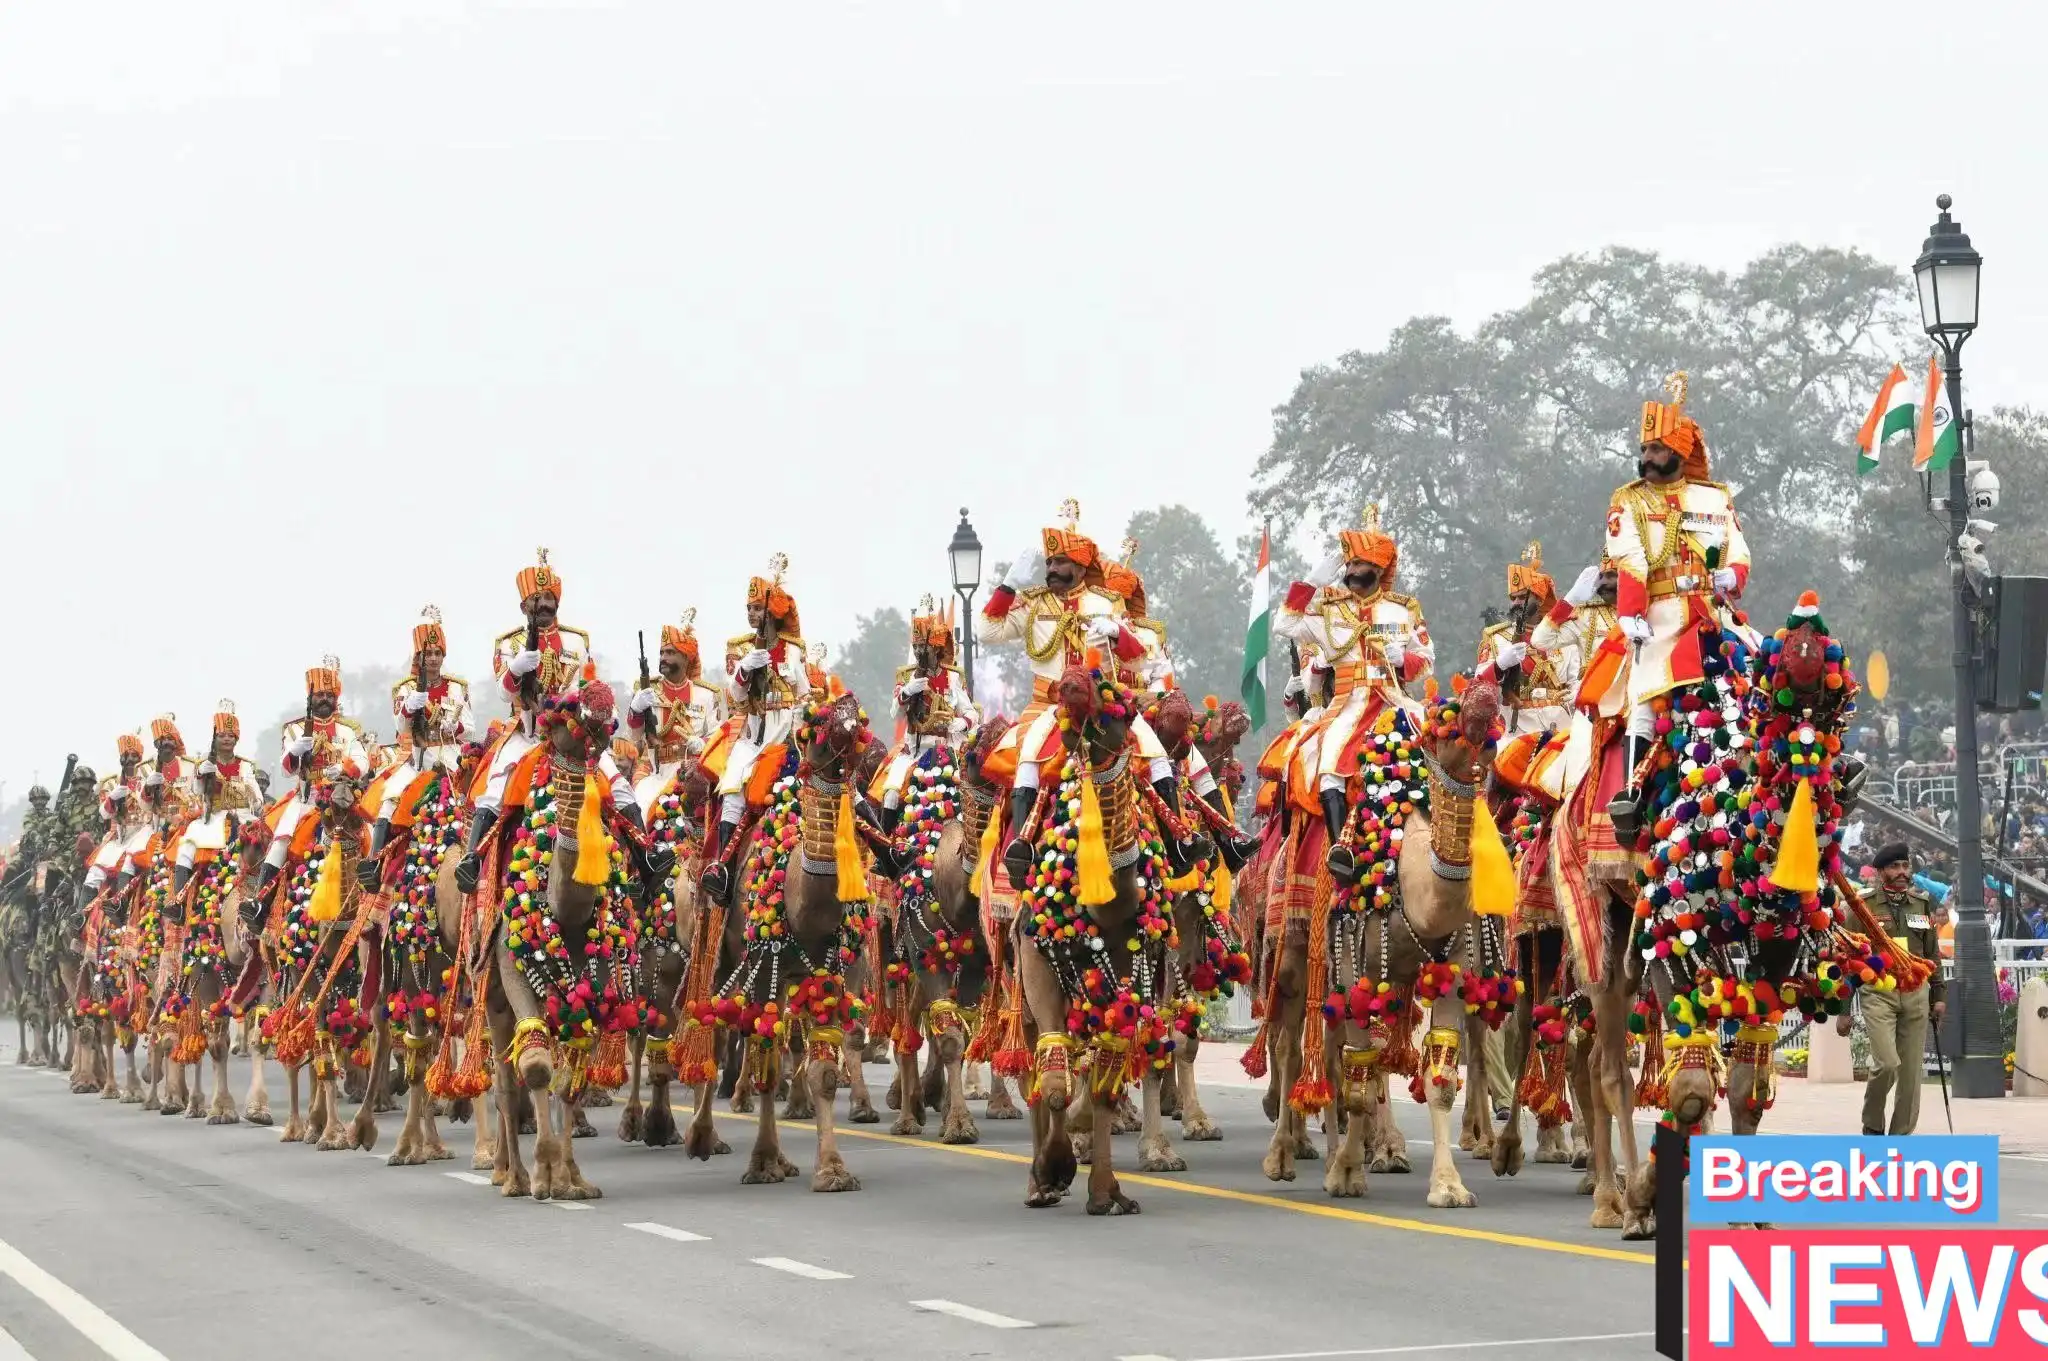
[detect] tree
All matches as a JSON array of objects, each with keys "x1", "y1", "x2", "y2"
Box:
[
  {"x1": 831, "y1": 607, "x2": 910, "y2": 719},
  {"x1": 1122, "y1": 505, "x2": 1240, "y2": 701},
  {"x1": 1252, "y1": 244, "x2": 1918, "y2": 684}
]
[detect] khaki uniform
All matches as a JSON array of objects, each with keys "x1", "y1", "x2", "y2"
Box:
[{"x1": 1859, "y1": 886, "x2": 1946, "y2": 1135}]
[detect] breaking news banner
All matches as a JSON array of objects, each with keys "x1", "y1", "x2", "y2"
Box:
[{"x1": 1663, "y1": 1133, "x2": 2048, "y2": 1357}]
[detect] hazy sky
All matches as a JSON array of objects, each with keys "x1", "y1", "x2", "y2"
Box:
[{"x1": 5, "y1": 1, "x2": 2042, "y2": 783}]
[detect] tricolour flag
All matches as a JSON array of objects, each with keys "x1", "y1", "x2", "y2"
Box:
[
  {"x1": 1913, "y1": 353, "x2": 1961, "y2": 472},
  {"x1": 1241, "y1": 524, "x2": 1271, "y2": 728},
  {"x1": 1855, "y1": 362, "x2": 1915, "y2": 475}
]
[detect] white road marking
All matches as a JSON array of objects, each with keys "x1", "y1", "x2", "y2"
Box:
[
  {"x1": 750, "y1": 1256, "x2": 851, "y2": 1281},
  {"x1": 624, "y1": 1221, "x2": 709, "y2": 1243},
  {"x1": 1, "y1": 1321, "x2": 36, "y2": 1361},
  {"x1": 1177, "y1": 1332, "x2": 1657, "y2": 1361},
  {"x1": 546, "y1": 1201, "x2": 591, "y2": 1212},
  {"x1": 0, "y1": 1234, "x2": 169, "y2": 1361},
  {"x1": 911, "y1": 1299, "x2": 1035, "y2": 1329},
  {"x1": 444, "y1": 1171, "x2": 492, "y2": 1185}
]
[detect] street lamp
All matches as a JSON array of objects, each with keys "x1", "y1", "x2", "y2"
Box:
[
  {"x1": 948, "y1": 508, "x2": 984, "y2": 699},
  {"x1": 1912, "y1": 194, "x2": 2001, "y2": 1099}
]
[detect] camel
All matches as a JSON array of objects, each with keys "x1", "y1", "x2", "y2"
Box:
[
  {"x1": 161, "y1": 823, "x2": 269, "y2": 1126},
  {"x1": 1255, "y1": 677, "x2": 1506, "y2": 1210}
]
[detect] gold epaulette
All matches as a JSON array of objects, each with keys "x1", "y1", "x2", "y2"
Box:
[
  {"x1": 1134, "y1": 615, "x2": 1166, "y2": 644},
  {"x1": 1385, "y1": 591, "x2": 1422, "y2": 616},
  {"x1": 893, "y1": 664, "x2": 916, "y2": 687}
]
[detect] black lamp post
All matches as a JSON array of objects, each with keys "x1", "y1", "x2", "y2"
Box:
[
  {"x1": 948, "y1": 508, "x2": 984, "y2": 699},
  {"x1": 1912, "y1": 193, "x2": 2001, "y2": 1098}
]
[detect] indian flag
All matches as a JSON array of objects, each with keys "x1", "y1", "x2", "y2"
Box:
[
  {"x1": 1241, "y1": 524, "x2": 1271, "y2": 728},
  {"x1": 1855, "y1": 362, "x2": 1915, "y2": 475},
  {"x1": 1913, "y1": 353, "x2": 1961, "y2": 472}
]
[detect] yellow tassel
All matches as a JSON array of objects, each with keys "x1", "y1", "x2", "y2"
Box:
[
  {"x1": 834, "y1": 790, "x2": 870, "y2": 903},
  {"x1": 1469, "y1": 797, "x2": 1516, "y2": 917},
  {"x1": 308, "y1": 843, "x2": 343, "y2": 923},
  {"x1": 1163, "y1": 866, "x2": 1202, "y2": 894},
  {"x1": 977, "y1": 789, "x2": 1006, "y2": 901},
  {"x1": 573, "y1": 784, "x2": 613, "y2": 887},
  {"x1": 1214, "y1": 864, "x2": 1233, "y2": 914},
  {"x1": 1075, "y1": 763, "x2": 1114, "y2": 907},
  {"x1": 1772, "y1": 779, "x2": 1820, "y2": 893}
]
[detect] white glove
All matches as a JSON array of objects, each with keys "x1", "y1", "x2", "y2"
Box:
[
  {"x1": 1620, "y1": 615, "x2": 1653, "y2": 644},
  {"x1": 401, "y1": 690, "x2": 431, "y2": 715},
  {"x1": 1712, "y1": 566, "x2": 1740, "y2": 596},
  {"x1": 507, "y1": 648, "x2": 542, "y2": 677},
  {"x1": 629, "y1": 688, "x2": 658, "y2": 714},
  {"x1": 899, "y1": 675, "x2": 930, "y2": 698},
  {"x1": 1307, "y1": 550, "x2": 1347, "y2": 589},
  {"x1": 685, "y1": 736, "x2": 706, "y2": 755},
  {"x1": 1002, "y1": 545, "x2": 1045, "y2": 592},
  {"x1": 197, "y1": 760, "x2": 218, "y2": 778},
  {"x1": 1565, "y1": 564, "x2": 1601, "y2": 607},
  {"x1": 1283, "y1": 675, "x2": 1307, "y2": 700},
  {"x1": 1495, "y1": 640, "x2": 1528, "y2": 671},
  {"x1": 1085, "y1": 617, "x2": 1123, "y2": 649},
  {"x1": 106, "y1": 787, "x2": 128, "y2": 804},
  {"x1": 947, "y1": 716, "x2": 971, "y2": 737},
  {"x1": 738, "y1": 648, "x2": 772, "y2": 674},
  {"x1": 286, "y1": 735, "x2": 315, "y2": 759},
  {"x1": 143, "y1": 771, "x2": 163, "y2": 788}
]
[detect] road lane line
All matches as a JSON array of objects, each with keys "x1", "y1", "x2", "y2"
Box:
[
  {"x1": 546, "y1": 1202, "x2": 591, "y2": 1212},
  {"x1": 751, "y1": 1257, "x2": 851, "y2": 1281},
  {"x1": 624, "y1": 1221, "x2": 709, "y2": 1243},
  {"x1": 444, "y1": 1171, "x2": 492, "y2": 1185},
  {"x1": 910, "y1": 1299, "x2": 1035, "y2": 1329},
  {"x1": 1, "y1": 1321, "x2": 36, "y2": 1361},
  {"x1": 1183, "y1": 1331, "x2": 1657, "y2": 1361},
  {"x1": 676, "y1": 1105, "x2": 1655, "y2": 1265},
  {"x1": 0, "y1": 1235, "x2": 168, "y2": 1361}
]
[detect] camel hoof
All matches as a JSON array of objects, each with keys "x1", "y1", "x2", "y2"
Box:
[
  {"x1": 1071, "y1": 1134, "x2": 1092, "y2": 1166},
  {"x1": 519, "y1": 1114, "x2": 537, "y2": 1135},
  {"x1": 473, "y1": 1150, "x2": 496, "y2": 1171},
  {"x1": 280, "y1": 1121, "x2": 305, "y2": 1142},
  {"x1": 1025, "y1": 1188, "x2": 1061, "y2": 1209},
  {"x1": 1533, "y1": 1141, "x2": 1573, "y2": 1165},
  {"x1": 1323, "y1": 1159, "x2": 1367, "y2": 1198},
  {"x1": 643, "y1": 1109, "x2": 679, "y2": 1148},
  {"x1": 811, "y1": 1168, "x2": 861, "y2": 1193},
  {"x1": 1622, "y1": 1211, "x2": 1656, "y2": 1241},
  {"x1": 889, "y1": 1116, "x2": 924, "y2": 1138},
  {"x1": 1138, "y1": 1143, "x2": 1186, "y2": 1174},
  {"x1": 424, "y1": 1143, "x2": 452, "y2": 1161},
  {"x1": 184, "y1": 1102, "x2": 206, "y2": 1120},
  {"x1": 583, "y1": 1087, "x2": 613, "y2": 1107},
  {"x1": 353, "y1": 1123, "x2": 378, "y2": 1152},
  {"x1": 729, "y1": 1093, "x2": 754, "y2": 1115},
  {"x1": 500, "y1": 1171, "x2": 531, "y2": 1198},
  {"x1": 617, "y1": 1106, "x2": 644, "y2": 1143},
  {"x1": 984, "y1": 1097, "x2": 1022, "y2": 1121},
  {"x1": 940, "y1": 1118, "x2": 980, "y2": 1146},
  {"x1": 245, "y1": 1108, "x2": 273, "y2": 1127},
  {"x1": 1261, "y1": 1146, "x2": 1296, "y2": 1183},
  {"x1": 1110, "y1": 1108, "x2": 1141, "y2": 1135},
  {"x1": 1491, "y1": 1138, "x2": 1524, "y2": 1179},
  {"x1": 740, "y1": 1166, "x2": 787, "y2": 1185},
  {"x1": 1576, "y1": 1171, "x2": 1597, "y2": 1196},
  {"x1": 387, "y1": 1150, "x2": 425, "y2": 1167},
  {"x1": 711, "y1": 1138, "x2": 731, "y2": 1155},
  {"x1": 1467, "y1": 1135, "x2": 1496, "y2": 1161},
  {"x1": 776, "y1": 1154, "x2": 801, "y2": 1178},
  {"x1": 208, "y1": 1112, "x2": 240, "y2": 1126},
  {"x1": 1427, "y1": 1182, "x2": 1478, "y2": 1209},
  {"x1": 849, "y1": 1101, "x2": 879, "y2": 1124},
  {"x1": 143, "y1": 1095, "x2": 161, "y2": 1111},
  {"x1": 683, "y1": 1126, "x2": 721, "y2": 1162},
  {"x1": 571, "y1": 1112, "x2": 596, "y2": 1139},
  {"x1": 1086, "y1": 1191, "x2": 1142, "y2": 1216},
  {"x1": 1294, "y1": 1137, "x2": 1320, "y2": 1161},
  {"x1": 1179, "y1": 1116, "x2": 1222, "y2": 1142}
]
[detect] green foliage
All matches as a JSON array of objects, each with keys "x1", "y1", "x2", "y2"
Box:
[{"x1": 831, "y1": 607, "x2": 911, "y2": 719}]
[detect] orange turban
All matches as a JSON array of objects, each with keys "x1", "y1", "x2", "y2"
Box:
[
  {"x1": 413, "y1": 605, "x2": 446, "y2": 654},
  {"x1": 212, "y1": 701, "x2": 239, "y2": 742},
  {"x1": 117, "y1": 733, "x2": 145, "y2": 761},
  {"x1": 1506, "y1": 542, "x2": 1554, "y2": 604},
  {"x1": 150, "y1": 714, "x2": 184, "y2": 754},
  {"x1": 910, "y1": 597, "x2": 957, "y2": 660},
  {"x1": 1338, "y1": 504, "x2": 1398, "y2": 581},
  {"x1": 1042, "y1": 525, "x2": 1099, "y2": 568},
  {"x1": 661, "y1": 608, "x2": 702, "y2": 667},
  {"x1": 747, "y1": 577, "x2": 800, "y2": 637},
  {"x1": 516, "y1": 547, "x2": 562, "y2": 604},
  {"x1": 306, "y1": 656, "x2": 342, "y2": 696},
  {"x1": 1640, "y1": 372, "x2": 1711, "y2": 480}
]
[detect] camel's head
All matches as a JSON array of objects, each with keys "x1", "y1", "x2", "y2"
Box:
[
  {"x1": 851, "y1": 731, "x2": 888, "y2": 793},
  {"x1": 960, "y1": 715, "x2": 1014, "y2": 789},
  {"x1": 1195, "y1": 698, "x2": 1252, "y2": 766},
  {"x1": 801, "y1": 692, "x2": 867, "y2": 776},
  {"x1": 1147, "y1": 690, "x2": 1197, "y2": 761},
  {"x1": 1456, "y1": 680, "x2": 1502, "y2": 748},
  {"x1": 1056, "y1": 663, "x2": 1098, "y2": 727},
  {"x1": 317, "y1": 771, "x2": 367, "y2": 828},
  {"x1": 233, "y1": 818, "x2": 273, "y2": 879},
  {"x1": 1780, "y1": 624, "x2": 1827, "y2": 695},
  {"x1": 541, "y1": 682, "x2": 615, "y2": 765}
]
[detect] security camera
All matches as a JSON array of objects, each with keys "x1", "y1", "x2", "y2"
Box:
[{"x1": 1968, "y1": 461, "x2": 2000, "y2": 511}]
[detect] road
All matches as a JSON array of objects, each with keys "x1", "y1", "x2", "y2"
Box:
[{"x1": 3, "y1": 1038, "x2": 2044, "y2": 1361}]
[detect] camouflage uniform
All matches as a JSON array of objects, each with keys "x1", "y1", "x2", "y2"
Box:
[
  {"x1": 1859, "y1": 885, "x2": 1945, "y2": 1135},
  {"x1": 2, "y1": 795, "x2": 62, "y2": 962}
]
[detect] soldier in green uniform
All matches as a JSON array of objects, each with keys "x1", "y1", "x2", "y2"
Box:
[{"x1": 1836, "y1": 842, "x2": 1946, "y2": 1134}]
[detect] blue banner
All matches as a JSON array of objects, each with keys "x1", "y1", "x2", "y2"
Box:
[{"x1": 1688, "y1": 1134, "x2": 1998, "y2": 1225}]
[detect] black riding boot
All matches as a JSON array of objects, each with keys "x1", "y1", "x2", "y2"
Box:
[
  {"x1": 171, "y1": 863, "x2": 193, "y2": 898},
  {"x1": 241, "y1": 862, "x2": 280, "y2": 930},
  {"x1": 701, "y1": 817, "x2": 738, "y2": 905},
  {"x1": 1201, "y1": 788, "x2": 1258, "y2": 872},
  {"x1": 618, "y1": 804, "x2": 675, "y2": 887},
  {"x1": 1001, "y1": 786, "x2": 1039, "y2": 886},
  {"x1": 1321, "y1": 786, "x2": 1359, "y2": 884},
  {"x1": 1153, "y1": 777, "x2": 1211, "y2": 875},
  {"x1": 357, "y1": 819, "x2": 390, "y2": 891},
  {"x1": 1606, "y1": 734, "x2": 1648, "y2": 840},
  {"x1": 453, "y1": 806, "x2": 500, "y2": 894}
]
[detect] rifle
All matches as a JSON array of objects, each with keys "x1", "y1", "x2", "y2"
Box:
[
  {"x1": 299, "y1": 689, "x2": 316, "y2": 800},
  {"x1": 520, "y1": 599, "x2": 542, "y2": 714},
  {"x1": 411, "y1": 637, "x2": 431, "y2": 752},
  {"x1": 637, "y1": 630, "x2": 656, "y2": 746},
  {"x1": 747, "y1": 606, "x2": 775, "y2": 708}
]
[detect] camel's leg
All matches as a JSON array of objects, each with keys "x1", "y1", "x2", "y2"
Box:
[
  {"x1": 279, "y1": 1063, "x2": 306, "y2": 1142},
  {"x1": 243, "y1": 1035, "x2": 272, "y2": 1124},
  {"x1": 121, "y1": 1035, "x2": 143, "y2": 1102},
  {"x1": 1109, "y1": 1086, "x2": 1141, "y2": 1135},
  {"x1": 1136, "y1": 1069, "x2": 1185, "y2": 1172},
  {"x1": 1421, "y1": 1000, "x2": 1477, "y2": 1209},
  {"x1": 741, "y1": 1044, "x2": 798, "y2": 1184},
  {"x1": 206, "y1": 1030, "x2": 239, "y2": 1124},
  {"x1": 963, "y1": 1059, "x2": 987, "y2": 1101},
  {"x1": 556, "y1": 1091, "x2": 601, "y2": 1199},
  {"x1": 351, "y1": 1019, "x2": 390, "y2": 1152},
  {"x1": 1322, "y1": 1029, "x2": 1370, "y2": 1199},
  {"x1": 808, "y1": 1045, "x2": 859, "y2": 1193},
  {"x1": 843, "y1": 1029, "x2": 877, "y2": 1125},
  {"x1": 729, "y1": 1042, "x2": 756, "y2": 1115},
  {"x1": 1176, "y1": 1034, "x2": 1221, "y2": 1142},
  {"x1": 1492, "y1": 997, "x2": 1533, "y2": 1179},
  {"x1": 141, "y1": 1042, "x2": 163, "y2": 1110},
  {"x1": 683, "y1": 1079, "x2": 731, "y2": 1160},
  {"x1": 1261, "y1": 991, "x2": 1302, "y2": 1183},
  {"x1": 1084, "y1": 1087, "x2": 1139, "y2": 1216},
  {"x1": 936, "y1": 1024, "x2": 977, "y2": 1145},
  {"x1": 1585, "y1": 991, "x2": 1627, "y2": 1228},
  {"x1": 781, "y1": 1039, "x2": 815, "y2": 1123},
  {"x1": 1068, "y1": 1080, "x2": 1095, "y2": 1164},
  {"x1": 1569, "y1": 1034, "x2": 1599, "y2": 1186},
  {"x1": 317, "y1": 1061, "x2": 355, "y2": 1150},
  {"x1": 471, "y1": 1076, "x2": 497, "y2": 1169},
  {"x1": 389, "y1": 1070, "x2": 428, "y2": 1165},
  {"x1": 889, "y1": 1033, "x2": 924, "y2": 1137},
  {"x1": 181, "y1": 1056, "x2": 206, "y2": 1119},
  {"x1": 618, "y1": 1033, "x2": 646, "y2": 1144},
  {"x1": 229, "y1": 1015, "x2": 248, "y2": 1056},
  {"x1": 985, "y1": 1068, "x2": 1022, "y2": 1120},
  {"x1": 1461, "y1": 1014, "x2": 1497, "y2": 1158},
  {"x1": 1017, "y1": 947, "x2": 1075, "y2": 1205},
  {"x1": 1025, "y1": 1094, "x2": 1073, "y2": 1207},
  {"x1": 641, "y1": 1036, "x2": 680, "y2": 1148}
]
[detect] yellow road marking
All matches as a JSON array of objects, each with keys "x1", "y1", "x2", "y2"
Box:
[{"x1": 675, "y1": 1104, "x2": 1658, "y2": 1265}]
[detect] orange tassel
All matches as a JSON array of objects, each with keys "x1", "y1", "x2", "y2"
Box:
[
  {"x1": 990, "y1": 968, "x2": 1031, "y2": 1078},
  {"x1": 588, "y1": 1030, "x2": 628, "y2": 1090},
  {"x1": 1289, "y1": 864, "x2": 1333, "y2": 1115}
]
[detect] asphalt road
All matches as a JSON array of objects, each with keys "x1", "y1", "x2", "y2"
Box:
[{"x1": 3, "y1": 1038, "x2": 2045, "y2": 1361}]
